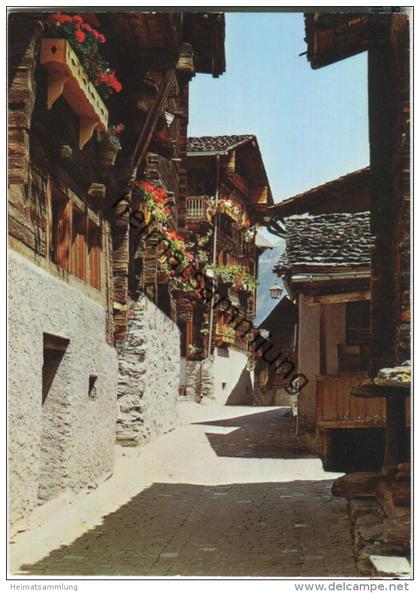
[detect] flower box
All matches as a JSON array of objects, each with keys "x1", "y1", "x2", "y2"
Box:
[
  {"x1": 215, "y1": 328, "x2": 236, "y2": 346},
  {"x1": 40, "y1": 38, "x2": 108, "y2": 149},
  {"x1": 218, "y1": 199, "x2": 241, "y2": 222}
]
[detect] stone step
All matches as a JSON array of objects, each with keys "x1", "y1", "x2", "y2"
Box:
[{"x1": 369, "y1": 555, "x2": 411, "y2": 578}]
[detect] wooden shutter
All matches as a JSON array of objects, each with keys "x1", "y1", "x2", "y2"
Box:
[
  {"x1": 88, "y1": 221, "x2": 101, "y2": 289},
  {"x1": 51, "y1": 190, "x2": 71, "y2": 270},
  {"x1": 71, "y1": 207, "x2": 87, "y2": 280}
]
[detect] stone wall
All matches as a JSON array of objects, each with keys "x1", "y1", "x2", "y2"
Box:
[
  {"x1": 184, "y1": 358, "x2": 215, "y2": 401},
  {"x1": 9, "y1": 250, "x2": 118, "y2": 526},
  {"x1": 117, "y1": 296, "x2": 180, "y2": 445}
]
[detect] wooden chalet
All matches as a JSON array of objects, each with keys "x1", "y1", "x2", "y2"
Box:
[
  {"x1": 274, "y1": 207, "x2": 385, "y2": 462},
  {"x1": 304, "y1": 11, "x2": 410, "y2": 373},
  {"x1": 302, "y1": 11, "x2": 411, "y2": 575},
  {"x1": 179, "y1": 134, "x2": 273, "y2": 403},
  {"x1": 8, "y1": 10, "x2": 226, "y2": 524}
]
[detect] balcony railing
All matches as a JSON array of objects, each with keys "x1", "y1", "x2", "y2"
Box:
[{"x1": 185, "y1": 195, "x2": 209, "y2": 223}]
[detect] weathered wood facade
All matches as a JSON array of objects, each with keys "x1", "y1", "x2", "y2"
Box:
[
  {"x1": 304, "y1": 10, "x2": 411, "y2": 373},
  {"x1": 8, "y1": 9, "x2": 226, "y2": 523},
  {"x1": 272, "y1": 169, "x2": 376, "y2": 468},
  {"x1": 180, "y1": 135, "x2": 273, "y2": 402},
  {"x1": 303, "y1": 11, "x2": 411, "y2": 573}
]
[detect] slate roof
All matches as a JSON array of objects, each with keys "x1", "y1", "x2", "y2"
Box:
[
  {"x1": 275, "y1": 211, "x2": 374, "y2": 274},
  {"x1": 187, "y1": 135, "x2": 254, "y2": 154}
]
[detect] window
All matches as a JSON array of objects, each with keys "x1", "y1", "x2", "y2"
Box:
[
  {"x1": 42, "y1": 333, "x2": 69, "y2": 405},
  {"x1": 70, "y1": 206, "x2": 87, "y2": 281},
  {"x1": 88, "y1": 220, "x2": 101, "y2": 289},
  {"x1": 50, "y1": 190, "x2": 70, "y2": 270},
  {"x1": 346, "y1": 300, "x2": 370, "y2": 345},
  {"x1": 220, "y1": 214, "x2": 233, "y2": 237},
  {"x1": 88, "y1": 374, "x2": 98, "y2": 400},
  {"x1": 337, "y1": 300, "x2": 371, "y2": 372},
  {"x1": 49, "y1": 186, "x2": 102, "y2": 288}
]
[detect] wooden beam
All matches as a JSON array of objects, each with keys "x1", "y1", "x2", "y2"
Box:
[
  {"x1": 252, "y1": 185, "x2": 269, "y2": 204},
  {"x1": 304, "y1": 290, "x2": 371, "y2": 305},
  {"x1": 225, "y1": 170, "x2": 251, "y2": 199}
]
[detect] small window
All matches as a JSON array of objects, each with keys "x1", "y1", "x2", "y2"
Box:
[
  {"x1": 42, "y1": 333, "x2": 69, "y2": 405},
  {"x1": 88, "y1": 374, "x2": 98, "y2": 400},
  {"x1": 71, "y1": 206, "x2": 87, "y2": 280},
  {"x1": 88, "y1": 221, "x2": 101, "y2": 289}
]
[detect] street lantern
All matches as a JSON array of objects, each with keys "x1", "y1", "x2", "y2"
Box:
[{"x1": 269, "y1": 281, "x2": 283, "y2": 300}]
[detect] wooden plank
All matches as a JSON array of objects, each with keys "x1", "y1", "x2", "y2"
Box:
[
  {"x1": 304, "y1": 291, "x2": 371, "y2": 305},
  {"x1": 316, "y1": 372, "x2": 385, "y2": 426},
  {"x1": 317, "y1": 420, "x2": 386, "y2": 429}
]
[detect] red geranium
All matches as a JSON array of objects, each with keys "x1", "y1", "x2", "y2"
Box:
[
  {"x1": 46, "y1": 12, "x2": 120, "y2": 98},
  {"x1": 49, "y1": 13, "x2": 73, "y2": 25},
  {"x1": 75, "y1": 30, "x2": 86, "y2": 43},
  {"x1": 95, "y1": 69, "x2": 122, "y2": 93}
]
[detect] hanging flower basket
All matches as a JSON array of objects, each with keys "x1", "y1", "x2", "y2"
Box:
[
  {"x1": 99, "y1": 142, "x2": 119, "y2": 166},
  {"x1": 40, "y1": 38, "x2": 108, "y2": 149},
  {"x1": 98, "y1": 123, "x2": 124, "y2": 166}
]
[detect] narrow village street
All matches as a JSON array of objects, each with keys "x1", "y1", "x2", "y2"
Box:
[
  {"x1": 7, "y1": 8, "x2": 412, "y2": 585},
  {"x1": 11, "y1": 403, "x2": 357, "y2": 577}
]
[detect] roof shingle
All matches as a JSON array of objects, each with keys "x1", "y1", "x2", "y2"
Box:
[
  {"x1": 275, "y1": 211, "x2": 374, "y2": 274},
  {"x1": 187, "y1": 135, "x2": 254, "y2": 153}
]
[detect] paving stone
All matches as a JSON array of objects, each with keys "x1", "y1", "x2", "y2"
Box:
[{"x1": 17, "y1": 407, "x2": 358, "y2": 577}]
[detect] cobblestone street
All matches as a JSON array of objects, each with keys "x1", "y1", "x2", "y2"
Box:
[{"x1": 12, "y1": 404, "x2": 358, "y2": 577}]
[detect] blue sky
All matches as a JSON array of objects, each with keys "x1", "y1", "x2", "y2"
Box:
[{"x1": 189, "y1": 12, "x2": 369, "y2": 202}]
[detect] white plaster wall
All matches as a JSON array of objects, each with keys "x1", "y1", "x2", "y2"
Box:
[
  {"x1": 117, "y1": 296, "x2": 180, "y2": 445},
  {"x1": 213, "y1": 347, "x2": 254, "y2": 405},
  {"x1": 325, "y1": 303, "x2": 346, "y2": 375},
  {"x1": 9, "y1": 250, "x2": 118, "y2": 525},
  {"x1": 297, "y1": 297, "x2": 320, "y2": 431}
]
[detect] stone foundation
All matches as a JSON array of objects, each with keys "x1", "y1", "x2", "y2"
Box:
[
  {"x1": 9, "y1": 250, "x2": 118, "y2": 526},
  {"x1": 184, "y1": 358, "x2": 215, "y2": 401},
  {"x1": 117, "y1": 296, "x2": 180, "y2": 445},
  {"x1": 333, "y1": 472, "x2": 411, "y2": 576}
]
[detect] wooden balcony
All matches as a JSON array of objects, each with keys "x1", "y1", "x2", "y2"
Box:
[
  {"x1": 316, "y1": 372, "x2": 386, "y2": 428},
  {"x1": 316, "y1": 372, "x2": 386, "y2": 467},
  {"x1": 40, "y1": 39, "x2": 108, "y2": 149},
  {"x1": 185, "y1": 196, "x2": 209, "y2": 223}
]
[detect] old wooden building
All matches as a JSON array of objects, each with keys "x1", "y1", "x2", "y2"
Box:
[
  {"x1": 178, "y1": 135, "x2": 273, "y2": 404},
  {"x1": 304, "y1": 10, "x2": 410, "y2": 374},
  {"x1": 275, "y1": 209, "x2": 383, "y2": 463},
  {"x1": 113, "y1": 16, "x2": 226, "y2": 446},
  {"x1": 8, "y1": 10, "x2": 226, "y2": 525},
  {"x1": 301, "y1": 10, "x2": 411, "y2": 575},
  {"x1": 268, "y1": 169, "x2": 381, "y2": 456}
]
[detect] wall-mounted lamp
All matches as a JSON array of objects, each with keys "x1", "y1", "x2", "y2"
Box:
[{"x1": 269, "y1": 281, "x2": 283, "y2": 300}]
